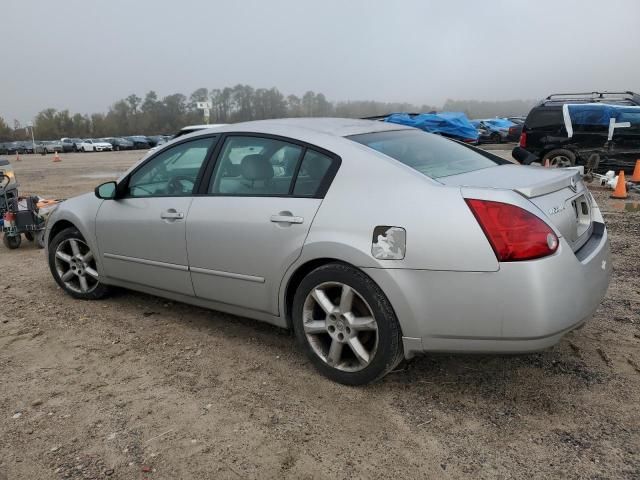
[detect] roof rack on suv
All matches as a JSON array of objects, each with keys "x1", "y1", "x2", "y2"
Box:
[{"x1": 542, "y1": 91, "x2": 640, "y2": 106}]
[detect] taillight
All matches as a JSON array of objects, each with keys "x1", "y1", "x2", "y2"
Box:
[
  {"x1": 519, "y1": 131, "x2": 527, "y2": 148},
  {"x1": 465, "y1": 199, "x2": 558, "y2": 262}
]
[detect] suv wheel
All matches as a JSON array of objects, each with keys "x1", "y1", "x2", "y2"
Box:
[
  {"x1": 48, "y1": 227, "x2": 111, "y2": 300},
  {"x1": 292, "y1": 263, "x2": 404, "y2": 385},
  {"x1": 543, "y1": 149, "x2": 576, "y2": 168}
]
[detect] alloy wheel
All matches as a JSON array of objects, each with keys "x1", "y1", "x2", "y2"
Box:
[
  {"x1": 550, "y1": 155, "x2": 573, "y2": 167},
  {"x1": 302, "y1": 282, "x2": 379, "y2": 372},
  {"x1": 54, "y1": 238, "x2": 99, "y2": 294}
]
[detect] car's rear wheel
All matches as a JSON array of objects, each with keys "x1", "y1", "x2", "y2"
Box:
[
  {"x1": 491, "y1": 132, "x2": 501, "y2": 144},
  {"x1": 292, "y1": 263, "x2": 403, "y2": 385},
  {"x1": 48, "y1": 227, "x2": 110, "y2": 300},
  {"x1": 543, "y1": 149, "x2": 576, "y2": 168}
]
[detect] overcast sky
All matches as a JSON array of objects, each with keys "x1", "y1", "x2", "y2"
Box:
[{"x1": 3, "y1": 0, "x2": 639, "y2": 122}]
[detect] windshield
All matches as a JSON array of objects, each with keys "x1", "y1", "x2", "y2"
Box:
[{"x1": 349, "y1": 129, "x2": 506, "y2": 179}]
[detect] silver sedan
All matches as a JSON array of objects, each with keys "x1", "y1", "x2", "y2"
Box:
[{"x1": 44, "y1": 118, "x2": 612, "y2": 385}]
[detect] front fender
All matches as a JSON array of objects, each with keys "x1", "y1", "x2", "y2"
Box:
[{"x1": 45, "y1": 193, "x2": 105, "y2": 276}]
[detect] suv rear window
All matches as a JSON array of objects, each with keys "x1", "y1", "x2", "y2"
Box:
[
  {"x1": 526, "y1": 108, "x2": 564, "y2": 129},
  {"x1": 349, "y1": 130, "x2": 505, "y2": 179}
]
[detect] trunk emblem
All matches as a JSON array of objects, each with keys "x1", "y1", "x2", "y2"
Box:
[{"x1": 548, "y1": 205, "x2": 565, "y2": 215}]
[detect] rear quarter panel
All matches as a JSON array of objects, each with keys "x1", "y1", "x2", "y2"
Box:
[{"x1": 297, "y1": 142, "x2": 500, "y2": 272}]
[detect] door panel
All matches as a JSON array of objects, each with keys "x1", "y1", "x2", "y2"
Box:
[
  {"x1": 96, "y1": 197, "x2": 194, "y2": 295},
  {"x1": 186, "y1": 197, "x2": 321, "y2": 314}
]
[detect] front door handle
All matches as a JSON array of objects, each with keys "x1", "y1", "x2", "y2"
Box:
[
  {"x1": 270, "y1": 213, "x2": 304, "y2": 224},
  {"x1": 161, "y1": 209, "x2": 184, "y2": 220}
]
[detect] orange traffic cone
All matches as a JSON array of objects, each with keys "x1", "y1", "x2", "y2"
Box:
[
  {"x1": 611, "y1": 170, "x2": 628, "y2": 199},
  {"x1": 630, "y1": 160, "x2": 640, "y2": 183},
  {"x1": 544, "y1": 158, "x2": 550, "y2": 168},
  {"x1": 53, "y1": 151, "x2": 61, "y2": 163},
  {"x1": 15, "y1": 151, "x2": 21, "y2": 162}
]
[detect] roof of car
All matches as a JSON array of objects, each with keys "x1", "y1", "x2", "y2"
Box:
[{"x1": 201, "y1": 117, "x2": 411, "y2": 138}]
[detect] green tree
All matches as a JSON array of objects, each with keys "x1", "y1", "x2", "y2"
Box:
[
  {"x1": 0, "y1": 116, "x2": 12, "y2": 141},
  {"x1": 34, "y1": 108, "x2": 59, "y2": 139}
]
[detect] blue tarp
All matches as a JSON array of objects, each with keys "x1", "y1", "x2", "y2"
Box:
[
  {"x1": 384, "y1": 112, "x2": 479, "y2": 141},
  {"x1": 483, "y1": 118, "x2": 515, "y2": 129},
  {"x1": 567, "y1": 103, "x2": 640, "y2": 125}
]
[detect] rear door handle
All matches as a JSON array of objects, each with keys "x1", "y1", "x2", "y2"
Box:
[
  {"x1": 161, "y1": 210, "x2": 184, "y2": 220},
  {"x1": 270, "y1": 214, "x2": 304, "y2": 224}
]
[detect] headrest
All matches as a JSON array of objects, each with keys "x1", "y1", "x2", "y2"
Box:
[{"x1": 241, "y1": 154, "x2": 273, "y2": 181}]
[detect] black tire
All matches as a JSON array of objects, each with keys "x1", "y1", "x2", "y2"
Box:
[
  {"x1": 115, "y1": 145, "x2": 120, "y2": 151},
  {"x1": 48, "y1": 227, "x2": 111, "y2": 300},
  {"x1": 3, "y1": 234, "x2": 21, "y2": 249},
  {"x1": 491, "y1": 132, "x2": 501, "y2": 144},
  {"x1": 542, "y1": 149, "x2": 576, "y2": 168},
  {"x1": 292, "y1": 262, "x2": 404, "y2": 385},
  {"x1": 24, "y1": 232, "x2": 35, "y2": 241}
]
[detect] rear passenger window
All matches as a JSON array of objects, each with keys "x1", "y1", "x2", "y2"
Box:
[
  {"x1": 293, "y1": 150, "x2": 333, "y2": 196},
  {"x1": 526, "y1": 109, "x2": 564, "y2": 130},
  {"x1": 210, "y1": 136, "x2": 303, "y2": 195}
]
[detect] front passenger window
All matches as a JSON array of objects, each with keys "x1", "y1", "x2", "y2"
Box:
[{"x1": 127, "y1": 137, "x2": 216, "y2": 197}]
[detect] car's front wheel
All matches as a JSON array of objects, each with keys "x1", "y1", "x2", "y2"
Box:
[
  {"x1": 292, "y1": 263, "x2": 404, "y2": 385},
  {"x1": 48, "y1": 227, "x2": 110, "y2": 300}
]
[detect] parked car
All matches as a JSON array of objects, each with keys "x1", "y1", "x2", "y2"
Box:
[
  {"x1": 514, "y1": 91, "x2": 640, "y2": 172},
  {"x1": 61, "y1": 138, "x2": 84, "y2": 152},
  {"x1": 0, "y1": 143, "x2": 8, "y2": 155},
  {"x1": 35, "y1": 141, "x2": 48, "y2": 154},
  {"x1": 126, "y1": 136, "x2": 151, "y2": 149},
  {"x1": 145, "y1": 135, "x2": 164, "y2": 147},
  {"x1": 44, "y1": 118, "x2": 611, "y2": 385},
  {"x1": 471, "y1": 119, "x2": 515, "y2": 144},
  {"x1": 101, "y1": 137, "x2": 134, "y2": 151},
  {"x1": 506, "y1": 117, "x2": 525, "y2": 142},
  {"x1": 38, "y1": 140, "x2": 63, "y2": 154},
  {"x1": 78, "y1": 139, "x2": 113, "y2": 152},
  {"x1": 6, "y1": 142, "x2": 26, "y2": 155},
  {"x1": 476, "y1": 125, "x2": 494, "y2": 143},
  {"x1": 20, "y1": 141, "x2": 35, "y2": 154}
]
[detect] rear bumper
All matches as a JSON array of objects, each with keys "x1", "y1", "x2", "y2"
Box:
[{"x1": 364, "y1": 224, "x2": 611, "y2": 358}]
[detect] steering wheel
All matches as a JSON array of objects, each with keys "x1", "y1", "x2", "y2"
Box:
[
  {"x1": 0, "y1": 174, "x2": 9, "y2": 189},
  {"x1": 167, "y1": 175, "x2": 195, "y2": 195}
]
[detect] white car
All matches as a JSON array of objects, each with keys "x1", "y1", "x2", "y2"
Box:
[{"x1": 78, "y1": 139, "x2": 113, "y2": 152}]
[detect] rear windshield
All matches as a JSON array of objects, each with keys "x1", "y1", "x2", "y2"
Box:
[{"x1": 349, "y1": 129, "x2": 505, "y2": 179}]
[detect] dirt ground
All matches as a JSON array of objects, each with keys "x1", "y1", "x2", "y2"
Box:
[{"x1": 1, "y1": 150, "x2": 639, "y2": 480}]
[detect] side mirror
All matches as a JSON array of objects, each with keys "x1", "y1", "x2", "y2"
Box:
[{"x1": 95, "y1": 181, "x2": 118, "y2": 200}]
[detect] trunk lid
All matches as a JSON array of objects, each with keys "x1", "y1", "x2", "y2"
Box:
[{"x1": 439, "y1": 165, "x2": 593, "y2": 251}]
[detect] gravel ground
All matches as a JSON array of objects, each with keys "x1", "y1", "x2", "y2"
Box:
[{"x1": 0, "y1": 150, "x2": 638, "y2": 479}]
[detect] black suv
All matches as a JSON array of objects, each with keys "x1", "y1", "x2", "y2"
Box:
[{"x1": 513, "y1": 91, "x2": 640, "y2": 172}]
